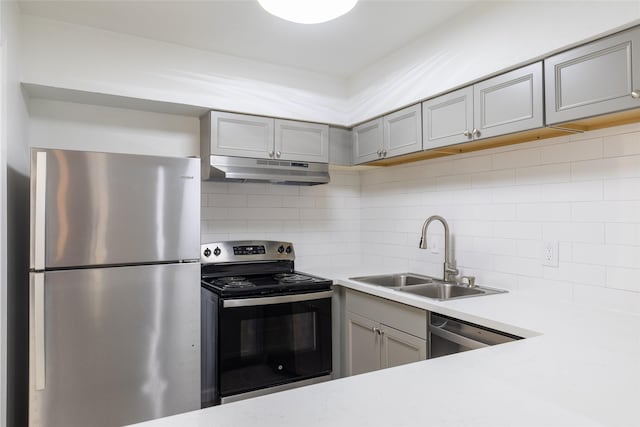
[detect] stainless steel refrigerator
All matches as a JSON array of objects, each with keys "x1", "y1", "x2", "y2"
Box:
[{"x1": 28, "y1": 148, "x2": 201, "y2": 427}]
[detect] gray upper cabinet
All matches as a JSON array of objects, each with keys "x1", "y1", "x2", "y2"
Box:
[
  {"x1": 422, "y1": 87, "x2": 473, "y2": 149},
  {"x1": 275, "y1": 119, "x2": 329, "y2": 163},
  {"x1": 353, "y1": 118, "x2": 384, "y2": 164},
  {"x1": 328, "y1": 127, "x2": 353, "y2": 166},
  {"x1": 208, "y1": 111, "x2": 275, "y2": 159},
  {"x1": 423, "y1": 62, "x2": 543, "y2": 149},
  {"x1": 353, "y1": 104, "x2": 422, "y2": 164},
  {"x1": 384, "y1": 104, "x2": 422, "y2": 158},
  {"x1": 545, "y1": 26, "x2": 640, "y2": 125},
  {"x1": 474, "y1": 61, "x2": 543, "y2": 139},
  {"x1": 206, "y1": 111, "x2": 329, "y2": 162}
]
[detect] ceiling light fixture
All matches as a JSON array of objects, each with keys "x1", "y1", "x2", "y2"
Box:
[{"x1": 257, "y1": 0, "x2": 358, "y2": 24}]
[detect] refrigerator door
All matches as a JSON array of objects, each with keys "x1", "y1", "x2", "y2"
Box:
[
  {"x1": 29, "y1": 263, "x2": 200, "y2": 427},
  {"x1": 30, "y1": 148, "x2": 200, "y2": 270}
]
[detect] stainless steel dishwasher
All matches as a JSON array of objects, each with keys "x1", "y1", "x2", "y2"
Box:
[{"x1": 429, "y1": 313, "x2": 522, "y2": 358}]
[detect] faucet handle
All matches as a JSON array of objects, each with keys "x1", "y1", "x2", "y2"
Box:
[{"x1": 460, "y1": 275, "x2": 476, "y2": 288}]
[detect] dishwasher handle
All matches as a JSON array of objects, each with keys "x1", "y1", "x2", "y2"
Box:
[{"x1": 429, "y1": 324, "x2": 489, "y2": 351}]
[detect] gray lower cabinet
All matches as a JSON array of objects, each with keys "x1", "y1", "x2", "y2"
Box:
[
  {"x1": 545, "y1": 26, "x2": 640, "y2": 125},
  {"x1": 423, "y1": 62, "x2": 543, "y2": 149},
  {"x1": 353, "y1": 104, "x2": 422, "y2": 164},
  {"x1": 344, "y1": 289, "x2": 427, "y2": 376},
  {"x1": 204, "y1": 111, "x2": 329, "y2": 162}
]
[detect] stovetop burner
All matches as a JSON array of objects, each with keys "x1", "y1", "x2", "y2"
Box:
[
  {"x1": 214, "y1": 276, "x2": 256, "y2": 289},
  {"x1": 274, "y1": 273, "x2": 317, "y2": 283}
]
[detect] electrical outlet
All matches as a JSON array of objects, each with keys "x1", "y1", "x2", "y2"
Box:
[{"x1": 542, "y1": 241, "x2": 559, "y2": 267}]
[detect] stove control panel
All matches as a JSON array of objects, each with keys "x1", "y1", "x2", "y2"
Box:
[
  {"x1": 234, "y1": 245, "x2": 266, "y2": 255},
  {"x1": 201, "y1": 240, "x2": 295, "y2": 264}
]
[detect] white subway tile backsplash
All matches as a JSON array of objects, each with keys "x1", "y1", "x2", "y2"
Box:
[
  {"x1": 605, "y1": 223, "x2": 640, "y2": 246},
  {"x1": 209, "y1": 194, "x2": 247, "y2": 207},
  {"x1": 606, "y1": 267, "x2": 640, "y2": 292},
  {"x1": 516, "y1": 203, "x2": 571, "y2": 222},
  {"x1": 492, "y1": 147, "x2": 541, "y2": 170},
  {"x1": 492, "y1": 185, "x2": 542, "y2": 204},
  {"x1": 571, "y1": 159, "x2": 605, "y2": 182},
  {"x1": 471, "y1": 169, "x2": 516, "y2": 188},
  {"x1": 247, "y1": 195, "x2": 283, "y2": 208},
  {"x1": 540, "y1": 137, "x2": 603, "y2": 164},
  {"x1": 451, "y1": 155, "x2": 493, "y2": 175},
  {"x1": 600, "y1": 155, "x2": 640, "y2": 179},
  {"x1": 202, "y1": 124, "x2": 640, "y2": 315},
  {"x1": 571, "y1": 201, "x2": 640, "y2": 223},
  {"x1": 603, "y1": 132, "x2": 640, "y2": 157},
  {"x1": 493, "y1": 221, "x2": 541, "y2": 240},
  {"x1": 603, "y1": 178, "x2": 640, "y2": 200},
  {"x1": 542, "y1": 222, "x2": 605, "y2": 244},
  {"x1": 515, "y1": 164, "x2": 571, "y2": 185},
  {"x1": 540, "y1": 181, "x2": 603, "y2": 202},
  {"x1": 436, "y1": 174, "x2": 472, "y2": 191}
]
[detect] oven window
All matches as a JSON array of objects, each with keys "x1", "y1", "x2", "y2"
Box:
[{"x1": 219, "y1": 297, "x2": 331, "y2": 398}]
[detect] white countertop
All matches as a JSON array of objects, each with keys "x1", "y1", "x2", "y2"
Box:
[{"x1": 133, "y1": 266, "x2": 640, "y2": 427}]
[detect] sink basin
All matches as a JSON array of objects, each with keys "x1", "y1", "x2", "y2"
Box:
[
  {"x1": 349, "y1": 272, "x2": 507, "y2": 301},
  {"x1": 397, "y1": 283, "x2": 487, "y2": 300},
  {"x1": 349, "y1": 273, "x2": 433, "y2": 288}
]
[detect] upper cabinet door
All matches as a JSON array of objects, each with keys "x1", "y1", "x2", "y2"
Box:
[
  {"x1": 545, "y1": 26, "x2": 640, "y2": 125},
  {"x1": 209, "y1": 111, "x2": 275, "y2": 159},
  {"x1": 384, "y1": 104, "x2": 422, "y2": 158},
  {"x1": 422, "y1": 86, "x2": 473, "y2": 149},
  {"x1": 275, "y1": 119, "x2": 329, "y2": 163},
  {"x1": 353, "y1": 118, "x2": 384, "y2": 164},
  {"x1": 474, "y1": 61, "x2": 543, "y2": 139}
]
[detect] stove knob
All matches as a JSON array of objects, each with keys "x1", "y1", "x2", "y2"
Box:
[
  {"x1": 213, "y1": 247, "x2": 222, "y2": 257},
  {"x1": 285, "y1": 246, "x2": 292, "y2": 254},
  {"x1": 203, "y1": 248, "x2": 212, "y2": 257},
  {"x1": 277, "y1": 245, "x2": 285, "y2": 254}
]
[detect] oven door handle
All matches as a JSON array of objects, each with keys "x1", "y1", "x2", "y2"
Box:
[{"x1": 223, "y1": 290, "x2": 333, "y2": 308}]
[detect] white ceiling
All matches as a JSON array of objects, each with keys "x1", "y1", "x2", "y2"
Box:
[{"x1": 18, "y1": 0, "x2": 479, "y2": 78}]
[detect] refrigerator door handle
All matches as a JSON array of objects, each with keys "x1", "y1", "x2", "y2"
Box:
[
  {"x1": 34, "y1": 151, "x2": 47, "y2": 271},
  {"x1": 34, "y1": 273, "x2": 46, "y2": 390}
]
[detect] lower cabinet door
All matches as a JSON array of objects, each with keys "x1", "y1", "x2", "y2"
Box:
[
  {"x1": 382, "y1": 325, "x2": 427, "y2": 369},
  {"x1": 345, "y1": 311, "x2": 381, "y2": 376}
]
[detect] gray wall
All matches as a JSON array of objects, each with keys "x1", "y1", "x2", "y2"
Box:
[{"x1": 2, "y1": 3, "x2": 30, "y2": 426}]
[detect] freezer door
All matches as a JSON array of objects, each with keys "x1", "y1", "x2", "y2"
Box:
[
  {"x1": 30, "y1": 148, "x2": 200, "y2": 269},
  {"x1": 29, "y1": 263, "x2": 200, "y2": 427}
]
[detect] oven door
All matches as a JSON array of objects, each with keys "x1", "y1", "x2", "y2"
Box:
[{"x1": 218, "y1": 291, "x2": 332, "y2": 401}]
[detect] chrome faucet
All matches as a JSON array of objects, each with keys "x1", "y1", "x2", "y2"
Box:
[{"x1": 419, "y1": 215, "x2": 459, "y2": 282}]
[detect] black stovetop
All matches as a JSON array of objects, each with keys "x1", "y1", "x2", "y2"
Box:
[{"x1": 201, "y1": 271, "x2": 332, "y2": 298}]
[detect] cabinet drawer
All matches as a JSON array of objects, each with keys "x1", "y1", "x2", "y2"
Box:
[{"x1": 345, "y1": 289, "x2": 427, "y2": 339}]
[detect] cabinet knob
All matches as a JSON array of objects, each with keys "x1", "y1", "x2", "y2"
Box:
[
  {"x1": 472, "y1": 128, "x2": 481, "y2": 138},
  {"x1": 381, "y1": 149, "x2": 387, "y2": 157},
  {"x1": 276, "y1": 151, "x2": 281, "y2": 158},
  {"x1": 268, "y1": 151, "x2": 274, "y2": 158},
  {"x1": 376, "y1": 149, "x2": 382, "y2": 157},
  {"x1": 463, "y1": 130, "x2": 471, "y2": 138},
  {"x1": 632, "y1": 90, "x2": 640, "y2": 99}
]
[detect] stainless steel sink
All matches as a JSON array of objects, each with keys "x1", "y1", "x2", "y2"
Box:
[
  {"x1": 396, "y1": 283, "x2": 485, "y2": 300},
  {"x1": 349, "y1": 273, "x2": 433, "y2": 288},
  {"x1": 349, "y1": 273, "x2": 507, "y2": 301}
]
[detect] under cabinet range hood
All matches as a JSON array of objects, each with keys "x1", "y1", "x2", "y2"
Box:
[{"x1": 204, "y1": 155, "x2": 330, "y2": 185}]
